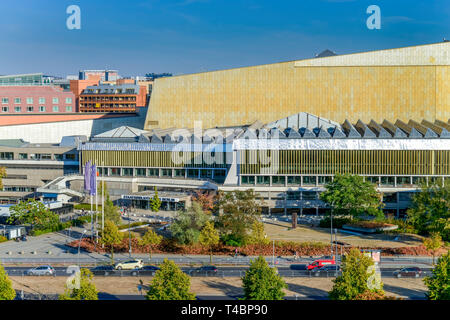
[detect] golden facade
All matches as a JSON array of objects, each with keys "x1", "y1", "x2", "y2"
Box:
[{"x1": 145, "y1": 42, "x2": 450, "y2": 129}]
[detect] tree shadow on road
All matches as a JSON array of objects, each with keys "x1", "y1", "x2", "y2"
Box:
[
  {"x1": 202, "y1": 280, "x2": 243, "y2": 296},
  {"x1": 383, "y1": 283, "x2": 427, "y2": 299},
  {"x1": 286, "y1": 282, "x2": 329, "y2": 299}
]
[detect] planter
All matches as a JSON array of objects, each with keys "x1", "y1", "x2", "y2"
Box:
[{"x1": 342, "y1": 224, "x2": 398, "y2": 234}]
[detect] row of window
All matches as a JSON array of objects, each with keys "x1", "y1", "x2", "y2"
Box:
[
  {"x1": 1, "y1": 97, "x2": 72, "y2": 104},
  {"x1": 95, "y1": 167, "x2": 227, "y2": 181},
  {"x1": 241, "y1": 175, "x2": 449, "y2": 187},
  {"x1": 0, "y1": 152, "x2": 77, "y2": 161},
  {"x1": 263, "y1": 191, "x2": 415, "y2": 203},
  {"x1": 2, "y1": 186, "x2": 36, "y2": 192},
  {"x1": 1, "y1": 106, "x2": 72, "y2": 112}
]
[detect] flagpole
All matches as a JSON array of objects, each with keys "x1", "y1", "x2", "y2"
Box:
[
  {"x1": 95, "y1": 173, "x2": 98, "y2": 244},
  {"x1": 102, "y1": 162, "x2": 104, "y2": 233}
]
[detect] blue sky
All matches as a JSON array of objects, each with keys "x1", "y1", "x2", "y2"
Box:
[{"x1": 0, "y1": 0, "x2": 448, "y2": 77}]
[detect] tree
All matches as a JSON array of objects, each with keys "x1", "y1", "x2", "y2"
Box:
[
  {"x1": 0, "y1": 167, "x2": 6, "y2": 191},
  {"x1": 329, "y1": 248, "x2": 384, "y2": 300},
  {"x1": 423, "y1": 233, "x2": 443, "y2": 265},
  {"x1": 146, "y1": 259, "x2": 196, "y2": 300},
  {"x1": 199, "y1": 221, "x2": 220, "y2": 264},
  {"x1": 424, "y1": 250, "x2": 450, "y2": 300},
  {"x1": 100, "y1": 220, "x2": 122, "y2": 265},
  {"x1": 139, "y1": 229, "x2": 163, "y2": 260},
  {"x1": 0, "y1": 261, "x2": 16, "y2": 300},
  {"x1": 150, "y1": 186, "x2": 162, "y2": 212},
  {"x1": 247, "y1": 220, "x2": 270, "y2": 245},
  {"x1": 7, "y1": 199, "x2": 59, "y2": 230},
  {"x1": 242, "y1": 256, "x2": 287, "y2": 300},
  {"x1": 170, "y1": 202, "x2": 209, "y2": 245},
  {"x1": 192, "y1": 190, "x2": 215, "y2": 214},
  {"x1": 59, "y1": 268, "x2": 98, "y2": 300},
  {"x1": 408, "y1": 181, "x2": 450, "y2": 241},
  {"x1": 320, "y1": 173, "x2": 384, "y2": 219},
  {"x1": 216, "y1": 189, "x2": 262, "y2": 245},
  {"x1": 99, "y1": 182, "x2": 121, "y2": 225}
]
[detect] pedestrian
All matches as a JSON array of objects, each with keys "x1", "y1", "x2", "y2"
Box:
[{"x1": 235, "y1": 248, "x2": 238, "y2": 258}]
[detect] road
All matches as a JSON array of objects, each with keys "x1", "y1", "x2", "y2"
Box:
[{"x1": 5, "y1": 265, "x2": 433, "y2": 278}]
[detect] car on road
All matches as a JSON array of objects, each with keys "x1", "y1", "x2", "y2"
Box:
[
  {"x1": 91, "y1": 265, "x2": 116, "y2": 276},
  {"x1": 26, "y1": 265, "x2": 55, "y2": 276},
  {"x1": 138, "y1": 265, "x2": 161, "y2": 275},
  {"x1": 290, "y1": 264, "x2": 307, "y2": 270},
  {"x1": 191, "y1": 265, "x2": 218, "y2": 275},
  {"x1": 306, "y1": 259, "x2": 336, "y2": 270},
  {"x1": 311, "y1": 265, "x2": 340, "y2": 276},
  {"x1": 393, "y1": 267, "x2": 422, "y2": 278},
  {"x1": 115, "y1": 259, "x2": 144, "y2": 270}
]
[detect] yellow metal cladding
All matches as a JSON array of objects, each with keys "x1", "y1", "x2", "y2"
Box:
[
  {"x1": 145, "y1": 43, "x2": 449, "y2": 129},
  {"x1": 81, "y1": 150, "x2": 227, "y2": 168},
  {"x1": 239, "y1": 150, "x2": 450, "y2": 175}
]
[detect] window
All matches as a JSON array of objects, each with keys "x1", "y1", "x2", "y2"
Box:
[
  {"x1": 187, "y1": 169, "x2": 198, "y2": 178},
  {"x1": 65, "y1": 106, "x2": 72, "y2": 112},
  {"x1": 412, "y1": 176, "x2": 426, "y2": 186},
  {"x1": 39, "y1": 97, "x2": 45, "y2": 104},
  {"x1": 135, "y1": 168, "x2": 146, "y2": 176},
  {"x1": 318, "y1": 176, "x2": 332, "y2": 185},
  {"x1": 302, "y1": 191, "x2": 317, "y2": 200},
  {"x1": 54, "y1": 154, "x2": 63, "y2": 161},
  {"x1": 19, "y1": 153, "x2": 28, "y2": 159},
  {"x1": 397, "y1": 177, "x2": 411, "y2": 186},
  {"x1": 122, "y1": 168, "x2": 133, "y2": 176},
  {"x1": 26, "y1": 97, "x2": 33, "y2": 104},
  {"x1": 110, "y1": 168, "x2": 120, "y2": 176},
  {"x1": 27, "y1": 106, "x2": 33, "y2": 112},
  {"x1": 14, "y1": 98, "x2": 21, "y2": 104},
  {"x1": 272, "y1": 176, "x2": 285, "y2": 185},
  {"x1": 241, "y1": 176, "x2": 255, "y2": 185},
  {"x1": 39, "y1": 106, "x2": 45, "y2": 112},
  {"x1": 65, "y1": 154, "x2": 76, "y2": 160},
  {"x1": 256, "y1": 176, "x2": 270, "y2": 185},
  {"x1": 287, "y1": 176, "x2": 301, "y2": 185},
  {"x1": 303, "y1": 176, "x2": 316, "y2": 186},
  {"x1": 1, "y1": 106, "x2": 8, "y2": 112},
  {"x1": 52, "y1": 106, "x2": 59, "y2": 112},
  {"x1": 1, "y1": 98, "x2": 8, "y2": 104},
  {"x1": 398, "y1": 192, "x2": 414, "y2": 202},
  {"x1": 383, "y1": 192, "x2": 397, "y2": 203},
  {"x1": 14, "y1": 106, "x2": 21, "y2": 112},
  {"x1": 366, "y1": 176, "x2": 379, "y2": 184},
  {"x1": 52, "y1": 97, "x2": 59, "y2": 104},
  {"x1": 0, "y1": 152, "x2": 13, "y2": 160},
  {"x1": 380, "y1": 176, "x2": 395, "y2": 186},
  {"x1": 174, "y1": 169, "x2": 185, "y2": 177},
  {"x1": 148, "y1": 168, "x2": 159, "y2": 177},
  {"x1": 65, "y1": 97, "x2": 72, "y2": 104},
  {"x1": 286, "y1": 191, "x2": 301, "y2": 200},
  {"x1": 161, "y1": 169, "x2": 172, "y2": 177}
]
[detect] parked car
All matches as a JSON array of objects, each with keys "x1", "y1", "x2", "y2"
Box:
[
  {"x1": 91, "y1": 265, "x2": 115, "y2": 276},
  {"x1": 290, "y1": 264, "x2": 307, "y2": 270},
  {"x1": 306, "y1": 259, "x2": 336, "y2": 270},
  {"x1": 115, "y1": 259, "x2": 144, "y2": 270},
  {"x1": 138, "y1": 265, "x2": 161, "y2": 275},
  {"x1": 191, "y1": 265, "x2": 218, "y2": 275},
  {"x1": 20, "y1": 235, "x2": 27, "y2": 241},
  {"x1": 311, "y1": 265, "x2": 340, "y2": 276},
  {"x1": 393, "y1": 267, "x2": 422, "y2": 278},
  {"x1": 27, "y1": 265, "x2": 55, "y2": 276}
]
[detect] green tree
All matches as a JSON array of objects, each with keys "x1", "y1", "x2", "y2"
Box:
[
  {"x1": 408, "y1": 181, "x2": 450, "y2": 241},
  {"x1": 146, "y1": 259, "x2": 196, "y2": 300},
  {"x1": 320, "y1": 173, "x2": 384, "y2": 219},
  {"x1": 242, "y1": 256, "x2": 287, "y2": 300},
  {"x1": 199, "y1": 221, "x2": 220, "y2": 264},
  {"x1": 100, "y1": 220, "x2": 123, "y2": 265},
  {"x1": 59, "y1": 268, "x2": 98, "y2": 300},
  {"x1": 99, "y1": 182, "x2": 121, "y2": 225},
  {"x1": 329, "y1": 248, "x2": 384, "y2": 300},
  {"x1": 170, "y1": 202, "x2": 209, "y2": 245},
  {"x1": 216, "y1": 189, "x2": 262, "y2": 245},
  {"x1": 423, "y1": 233, "x2": 444, "y2": 265},
  {"x1": 7, "y1": 199, "x2": 59, "y2": 230},
  {"x1": 139, "y1": 229, "x2": 163, "y2": 260},
  {"x1": 150, "y1": 187, "x2": 162, "y2": 212},
  {"x1": 424, "y1": 251, "x2": 450, "y2": 300},
  {"x1": 247, "y1": 220, "x2": 270, "y2": 245},
  {"x1": 0, "y1": 167, "x2": 6, "y2": 191},
  {"x1": 0, "y1": 261, "x2": 16, "y2": 300}
]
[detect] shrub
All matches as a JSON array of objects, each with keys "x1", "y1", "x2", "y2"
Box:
[
  {"x1": 0, "y1": 236, "x2": 8, "y2": 243},
  {"x1": 74, "y1": 203, "x2": 103, "y2": 211},
  {"x1": 319, "y1": 217, "x2": 353, "y2": 229},
  {"x1": 221, "y1": 234, "x2": 244, "y2": 247}
]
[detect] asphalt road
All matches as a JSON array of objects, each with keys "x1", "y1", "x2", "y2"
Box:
[{"x1": 5, "y1": 265, "x2": 433, "y2": 278}]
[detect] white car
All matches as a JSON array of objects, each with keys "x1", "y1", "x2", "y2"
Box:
[
  {"x1": 115, "y1": 259, "x2": 144, "y2": 270},
  {"x1": 27, "y1": 265, "x2": 55, "y2": 276}
]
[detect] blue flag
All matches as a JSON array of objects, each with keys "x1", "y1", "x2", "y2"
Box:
[
  {"x1": 90, "y1": 164, "x2": 97, "y2": 196},
  {"x1": 84, "y1": 161, "x2": 91, "y2": 193}
]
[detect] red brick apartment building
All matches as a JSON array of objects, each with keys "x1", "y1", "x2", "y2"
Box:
[
  {"x1": 0, "y1": 86, "x2": 76, "y2": 114},
  {"x1": 79, "y1": 84, "x2": 147, "y2": 113}
]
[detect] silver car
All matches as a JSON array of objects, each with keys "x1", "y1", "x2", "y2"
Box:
[{"x1": 27, "y1": 265, "x2": 55, "y2": 276}]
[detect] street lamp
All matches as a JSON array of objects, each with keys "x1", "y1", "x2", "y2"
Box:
[{"x1": 77, "y1": 230, "x2": 87, "y2": 267}]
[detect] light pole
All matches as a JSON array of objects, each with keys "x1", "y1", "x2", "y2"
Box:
[
  {"x1": 77, "y1": 230, "x2": 87, "y2": 267},
  {"x1": 128, "y1": 205, "x2": 132, "y2": 258},
  {"x1": 272, "y1": 239, "x2": 275, "y2": 267}
]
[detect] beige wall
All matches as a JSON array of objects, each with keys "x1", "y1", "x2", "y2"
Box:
[{"x1": 145, "y1": 43, "x2": 449, "y2": 129}]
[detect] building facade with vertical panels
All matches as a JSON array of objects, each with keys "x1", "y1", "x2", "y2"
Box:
[{"x1": 144, "y1": 42, "x2": 450, "y2": 129}]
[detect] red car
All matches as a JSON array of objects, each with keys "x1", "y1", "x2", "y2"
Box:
[{"x1": 307, "y1": 259, "x2": 336, "y2": 271}]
